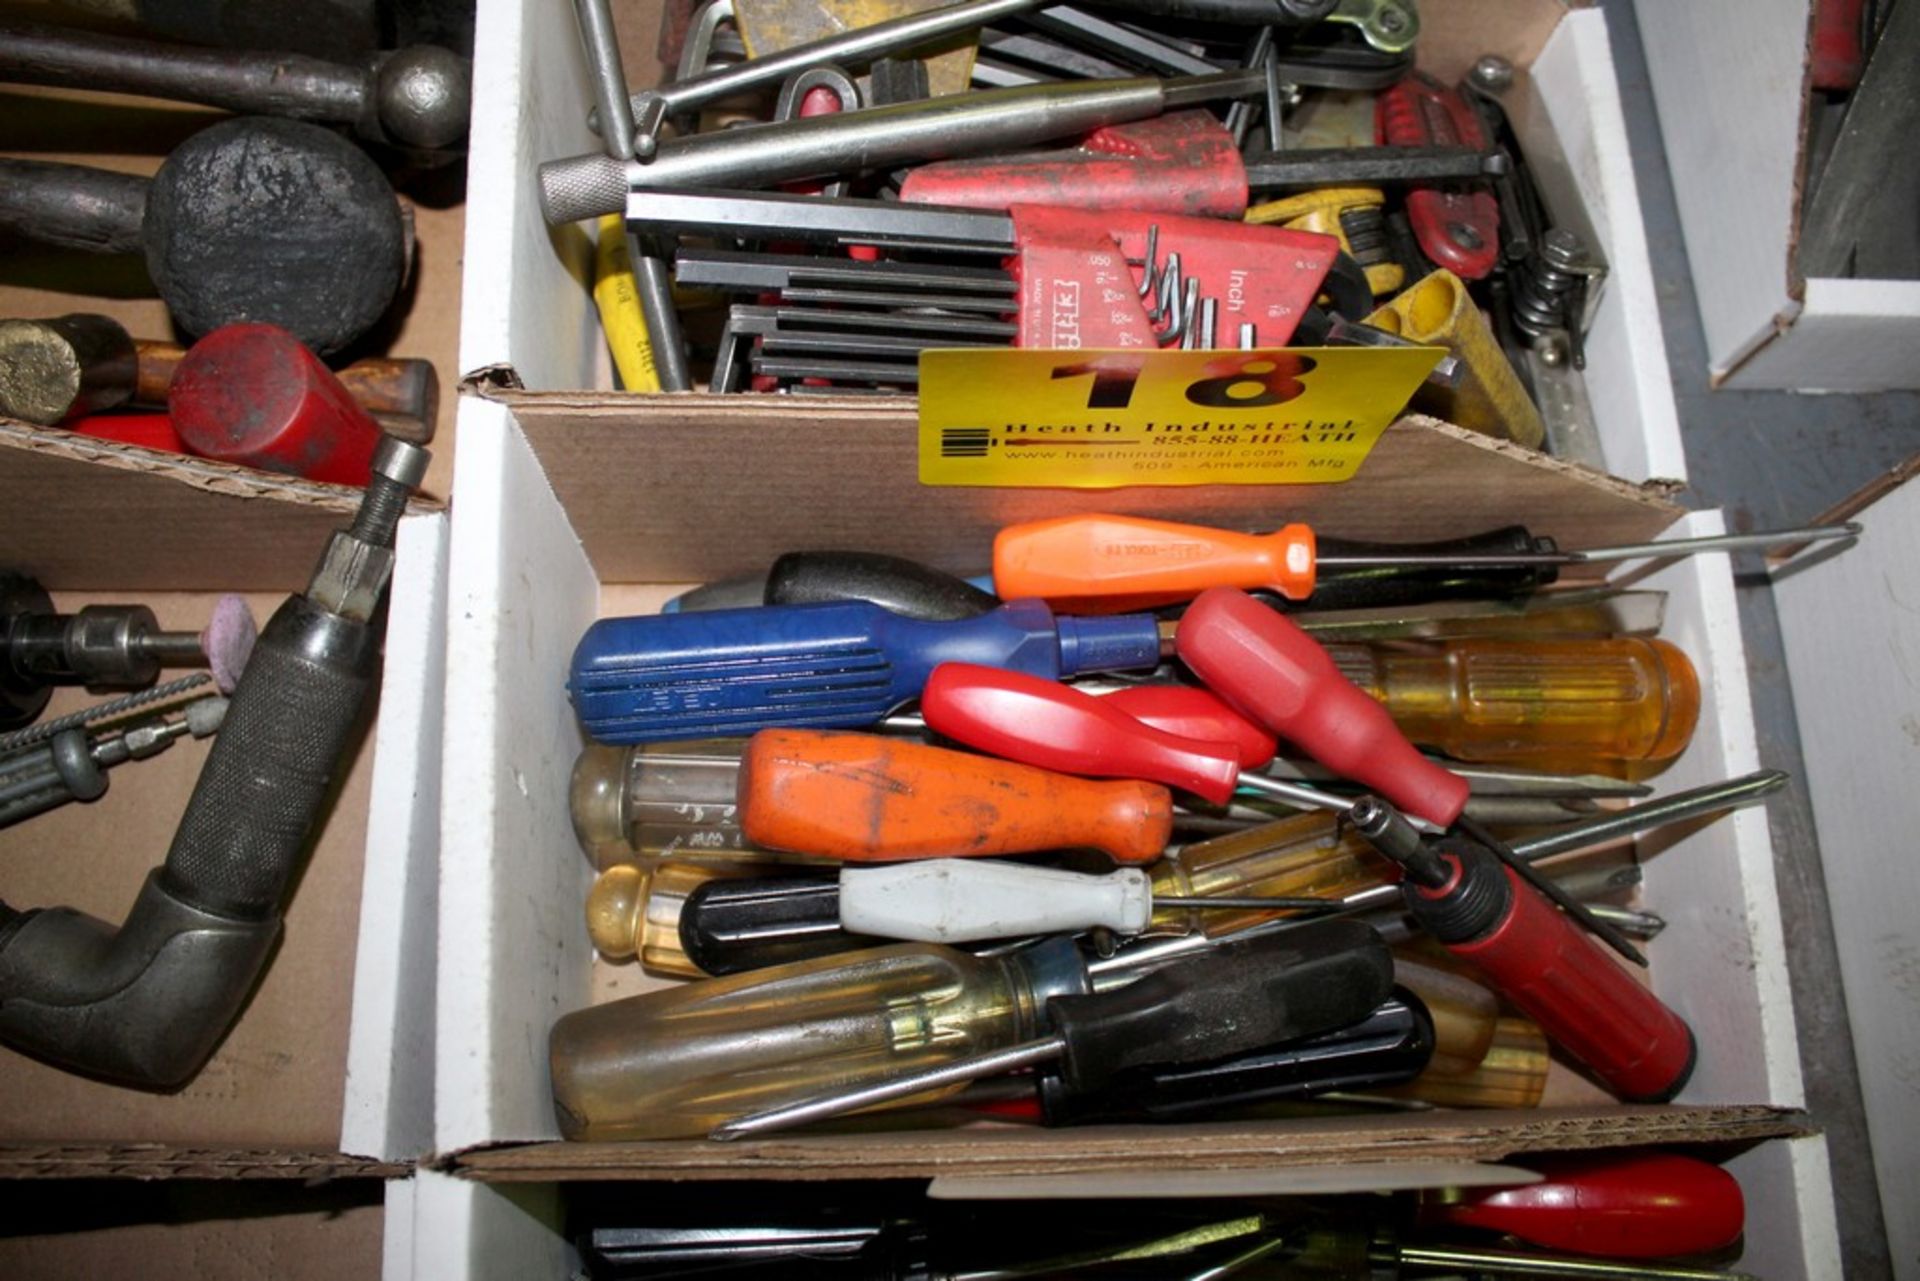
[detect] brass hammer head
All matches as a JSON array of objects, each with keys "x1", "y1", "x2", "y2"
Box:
[{"x1": 0, "y1": 314, "x2": 136, "y2": 427}]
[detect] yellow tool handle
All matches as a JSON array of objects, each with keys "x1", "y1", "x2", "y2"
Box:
[{"x1": 593, "y1": 214, "x2": 662, "y2": 393}]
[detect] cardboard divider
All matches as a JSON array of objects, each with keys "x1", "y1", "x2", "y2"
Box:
[
  {"x1": 498, "y1": 394, "x2": 1682, "y2": 585},
  {"x1": 437, "y1": 398, "x2": 1825, "y2": 1244},
  {"x1": 453, "y1": 1104, "x2": 1811, "y2": 1182}
]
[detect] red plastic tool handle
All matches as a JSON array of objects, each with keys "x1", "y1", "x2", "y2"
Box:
[
  {"x1": 1376, "y1": 72, "x2": 1500, "y2": 279},
  {"x1": 1432, "y1": 860, "x2": 1695, "y2": 1102},
  {"x1": 67, "y1": 411, "x2": 188, "y2": 455},
  {"x1": 1174, "y1": 588, "x2": 1469, "y2": 825},
  {"x1": 900, "y1": 112, "x2": 1250, "y2": 219},
  {"x1": 168, "y1": 323, "x2": 382, "y2": 485},
  {"x1": 923, "y1": 663, "x2": 1243, "y2": 805},
  {"x1": 1100, "y1": 684, "x2": 1278, "y2": 769},
  {"x1": 1425, "y1": 1151, "x2": 1744, "y2": 1258}
]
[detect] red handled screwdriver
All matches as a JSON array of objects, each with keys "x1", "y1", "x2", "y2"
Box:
[
  {"x1": 1351, "y1": 797, "x2": 1695, "y2": 1103},
  {"x1": 1423, "y1": 1151, "x2": 1745, "y2": 1259},
  {"x1": 921, "y1": 662, "x2": 1391, "y2": 821},
  {"x1": 1173, "y1": 587, "x2": 1646, "y2": 964}
]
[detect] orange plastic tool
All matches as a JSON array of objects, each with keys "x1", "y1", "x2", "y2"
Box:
[
  {"x1": 994, "y1": 513, "x2": 1317, "y2": 611},
  {"x1": 738, "y1": 728, "x2": 1172, "y2": 864}
]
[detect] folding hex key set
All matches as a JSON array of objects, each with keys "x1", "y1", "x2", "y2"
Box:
[{"x1": 540, "y1": 0, "x2": 1608, "y2": 461}]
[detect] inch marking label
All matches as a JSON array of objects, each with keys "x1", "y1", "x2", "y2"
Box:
[{"x1": 919, "y1": 346, "x2": 1441, "y2": 488}]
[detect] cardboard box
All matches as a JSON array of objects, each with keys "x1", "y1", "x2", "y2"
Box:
[
  {"x1": 0, "y1": 1175, "x2": 386, "y2": 1280},
  {"x1": 1632, "y1": 0, "x2": 1920, "y2": 391},
  {"x1": 422, "y1": 0, "x2": 1840, "y2": 1274},
  {"x1": 0, "y1": 82, "x2": 455, "y2": 1171}
]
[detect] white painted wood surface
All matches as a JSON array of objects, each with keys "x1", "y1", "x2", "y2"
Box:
[
  {"x1": 1776, "y1": 480, "x2": 1920, "y2": 1280},
  {"x1": 1631, "y1": 0, "x2": 1920, "y2": 390},
  {"x1": 342, "y1": 512, "x2": 450, "y2": 1161}
]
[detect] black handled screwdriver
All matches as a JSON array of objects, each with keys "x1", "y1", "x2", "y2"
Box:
[{"x1": 712, "y1": 919, "x2": 1392, "y2": 1139}]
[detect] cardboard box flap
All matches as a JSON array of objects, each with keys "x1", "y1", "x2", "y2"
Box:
[
  {"x1": 493, "y1": 394, "x2": 1685, "y2": 586},
  {"x1": 449, "y1": 1104, "x2": 1809, "y2": 1182},
  {"x1": 0, "y1": 421, "x2": 445, "y2": 592},
  {"x1": 0, "y1": 1143, "x2": 404, "y2": 1180}
]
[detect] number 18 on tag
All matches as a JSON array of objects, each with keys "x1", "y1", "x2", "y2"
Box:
[{"x1": 918, "y1": 346, "x2": 1441, "y2": 488}]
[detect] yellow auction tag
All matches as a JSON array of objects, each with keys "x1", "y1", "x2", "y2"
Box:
[{"x1": 919, "y1": 346, "x2": 1442, "y2": 488}]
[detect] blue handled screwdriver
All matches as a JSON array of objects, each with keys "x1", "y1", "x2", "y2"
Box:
[{"x1": 569, "y1": 597, "x2": 1166, "y2": 743}]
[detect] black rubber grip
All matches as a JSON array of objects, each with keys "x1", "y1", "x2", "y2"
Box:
[
  {"x1": 1309, "y1": 525, "x2": 1560, "y2": 612},
  {"x1": 766, "y1": 552, "x2": 999, "y2": 622},
  {"x1": 0, "y1": 158, "x2": 147, "y2": 254},
  {"x1": 1038, "y1": 988, "x2": 1433, "y2": 1125},
  {"x1": 1050, "y1": 918, "x2": 1393, "y2": 1093},
  {"x1": 161, "y1": 595, "x2": 376, "y2": 919}
]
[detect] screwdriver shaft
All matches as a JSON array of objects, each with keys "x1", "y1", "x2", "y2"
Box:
[
  {"x1": 713, "y1": 1036, "x2": 1063, "y2": 1139},
  {"x1": 1315, "y1": 523, "x2": 1859, "y2": 569},
  {"x1": 1090, "y1": 771, "x2": 1784, "y2": 981},
  {"x1": 1396, "y1": 1243, "x2": 1757, "y2": 1280}
]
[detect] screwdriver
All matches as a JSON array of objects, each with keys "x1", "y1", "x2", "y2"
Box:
[
  {"x1": 992, "y1": 512, "x2": 1861, "y2": 612},
  {"x1": 738, "y1": 728, "x2": 1173, "y2": 864},
  {"x1": 1352, "y1": 801, "x2": 1696, "y2": 1102},
  {"x1": 1180, "y1": 1216, "x2": 1758, "y2": 1281},
  {"x1": 1321, "y1": 635, "x2": 1702, "y2": 765},
  {"x1": 975, "y1": 986, "x2": 1437, "y2": 1127},
  {"x1": 664, "y1": 549, "x2": 1669, "y2": 641},
  {"x1": 1175, "y1": 588, "x2": 1650, "y2": 966},
  {"x1": 675, "y1": 773, "x2": 1778, "y2": 976},
  {"x1": 1004, "y1": 959, "x2": 1517, "y2": 1125},
  {"x1": 570, "y1": 684, "x2": 1271, "y2": 868},
  {"x1": 994, "y1": 999, "x2": 1539, "y2": 1126},
  {"x1": 921, "y1": 661, "x2": 1411, "y2": 819},
  {"x1": 550, "y1": 921, "x2": 1384, "y2": 1141},
  {"x1": 710, "y1": 919, "x2": 1394, "y2": 1139},
  {"x1": 569, "y1": 597, "x2": 1164, "y2": 743},
  {"x1": 1422, "y1": 1150, "x2": 1745, "y2": 1259},
  {"x1": 834, "y1": 858, "x2": 1338, "y2": 943}
]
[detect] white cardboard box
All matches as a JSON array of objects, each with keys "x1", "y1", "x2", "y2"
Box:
[
  {"x1": 422, "y1": 0, "x2": 1839, "y2": 1273},
  {"x1": 1631, "y1": 0, "x2": 1920, "y2": 391}
]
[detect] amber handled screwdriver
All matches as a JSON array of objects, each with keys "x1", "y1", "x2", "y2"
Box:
[
  {"x1": 1323, "y1": 635, "x2": 1702, "y2": 765},
  {"x1": 738, "y1": 728, "x2": 1173, "y2": 863},
  {"x1": 992, "y1": 512, "x2": 1861, "y2": 609},
  {"x1": 713, "y1": 919, "x2": 1394, "y2": 1139}
]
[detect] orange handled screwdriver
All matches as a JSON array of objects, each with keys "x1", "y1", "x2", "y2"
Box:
[
  {"x1": 737, "y1": 728, "x2": 1171, "y2": 863},
  {"x1": 993, "y1": 512, "x2": 1860, "y2": 611}
]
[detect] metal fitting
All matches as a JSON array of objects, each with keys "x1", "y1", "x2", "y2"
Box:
[
  {"x1": 1470, "y1": 54, "x2": 1515, "y2": 94},
  {"x1": 308, "y1": 535, "x2": 397, "y2": 624},
  {"x1": 309, "y1": 437, "x2": 426, "y2": 621}
]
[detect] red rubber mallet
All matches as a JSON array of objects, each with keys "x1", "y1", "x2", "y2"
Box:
[{"x1": 168, "y1": 323, "x2": 382, "y2": 485}]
